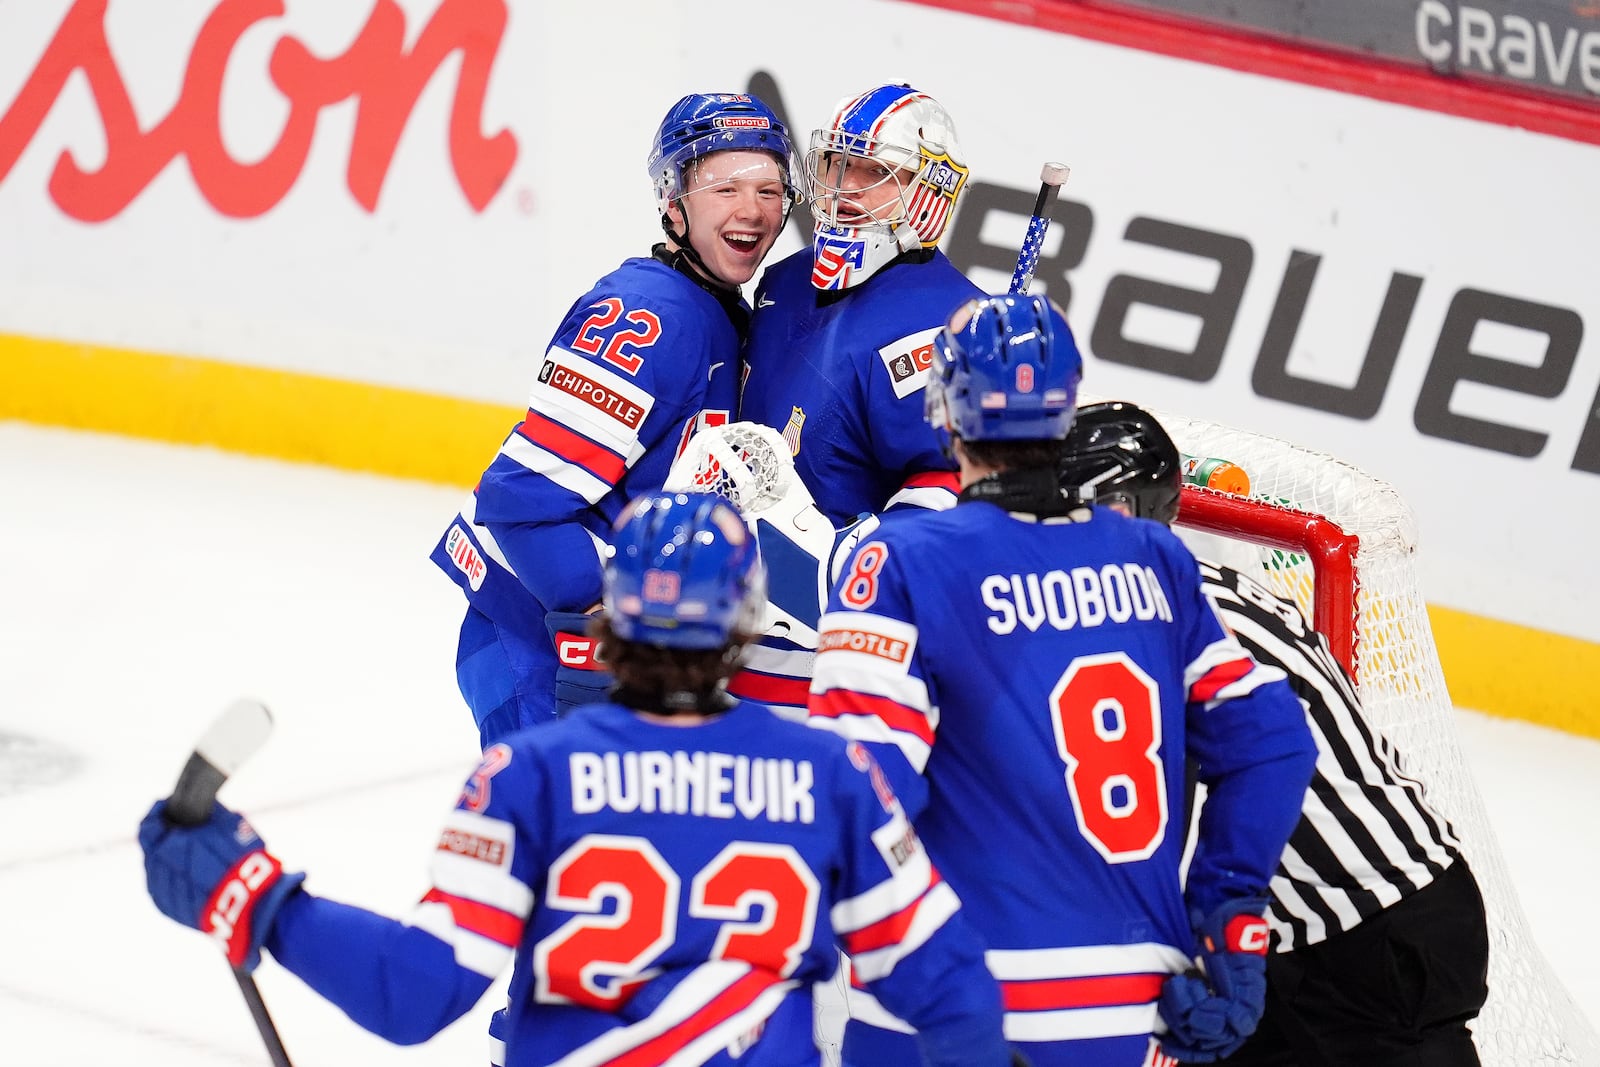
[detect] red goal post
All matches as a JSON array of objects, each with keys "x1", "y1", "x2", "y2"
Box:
[{"x1": 1176, "y1": 486, "x2": 1359, "y2": 674}]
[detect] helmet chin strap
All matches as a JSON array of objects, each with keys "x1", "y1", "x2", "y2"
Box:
[{"x1": 660, "y1": 207, "x2": 741, "y2": 292}]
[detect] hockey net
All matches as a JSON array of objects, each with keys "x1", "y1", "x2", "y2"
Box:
[{"x1": 1155, "y1": 405, "x2": 1600, "y2": 1066}]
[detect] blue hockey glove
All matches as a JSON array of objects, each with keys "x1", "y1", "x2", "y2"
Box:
[
  {"x1": 138, "y1": 798, "x2": 304, "y2": 971},
  {"x1": 546, "y1": 610, "x2": 612, "y2": 717},
  {"x1": 1157, "y1": 897, "x2": 1271, "y2": 1063}
]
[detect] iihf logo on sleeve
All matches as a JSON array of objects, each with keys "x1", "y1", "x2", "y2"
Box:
[{"x1": 446, "y1": 525, "x2": 488, "y2": 591}]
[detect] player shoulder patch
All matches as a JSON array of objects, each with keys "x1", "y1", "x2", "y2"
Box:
[
  {"x1": 817, "y1": 611, "x2": 918, "y2": 674},
  {"x1": 876, "y1": 325, "x2": 943, "y2": 399},
  {"x1": 438, "y1": 808, "x2": 514, "y2": 869},
  {"x1": 444, "y1": 524, "x2": 488, "y2": 591},
  {"x1": 535, "y1": 347, "x2": 657, "y2": 446}
]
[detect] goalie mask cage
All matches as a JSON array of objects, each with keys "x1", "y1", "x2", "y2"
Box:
[{"x1": 1157, "y1": 407, "x2": 1600, "y2": 1066}]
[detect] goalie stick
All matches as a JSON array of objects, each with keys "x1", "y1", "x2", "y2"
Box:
[
  {"x1": 164, "y1": 698, "x2": 294, "y2": 1067},
  {"x1": 1008, "y1": 161, "x2": 1071, "y2": 296}
]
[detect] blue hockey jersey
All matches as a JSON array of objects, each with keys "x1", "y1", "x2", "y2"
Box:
[
  {"x1": 809, "y1": 504, "x2": 1317, "y2": 1064},
  {"x1": 739, "y1": 248, "x2": 979, "y2": 525},
  {"x1": 431, "y1": 257, "x2": 741, "y2": 728},
  {"x1": 260, "y1": 701, "x2": 1011, "y2": 1067}
]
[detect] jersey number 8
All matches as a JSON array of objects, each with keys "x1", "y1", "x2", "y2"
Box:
[{"x1": 1048, "y1": 653, "x2": 1169, "y2": 863}]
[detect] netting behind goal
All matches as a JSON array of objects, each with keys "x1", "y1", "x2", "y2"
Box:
[{"x1": 1156, "y1": 406, "x2": 1600, "y2": 1066}]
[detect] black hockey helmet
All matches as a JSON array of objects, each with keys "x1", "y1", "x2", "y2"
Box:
[{"x1": 1060, "y1": 401, "x2": 1182, "y2": 526}]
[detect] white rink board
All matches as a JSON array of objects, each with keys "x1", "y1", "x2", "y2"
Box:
[{"x1": 1, "y1": 0, "x2": 1597, "y2": 641}]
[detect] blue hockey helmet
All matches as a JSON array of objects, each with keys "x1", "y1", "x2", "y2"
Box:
[
  {"x1": 926, "y1": 294, "x2": 1083, "y2": 447},
  {"x1": 647, "y1": 93, "x2": 800, "y2": 215},
  {"x1": 603, "y1": 492, "x2": 766, "y2": 651}
]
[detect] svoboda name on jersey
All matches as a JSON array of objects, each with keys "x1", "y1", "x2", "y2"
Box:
[
  {"x1": 982, "y1": 564, "x2": 1175, "y2": 635},
  {"x1": 569, "y1": 751, "x2": 816, "y2": 822}
]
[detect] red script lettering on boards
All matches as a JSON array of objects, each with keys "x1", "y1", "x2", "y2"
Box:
[{"x1": 0, "y1": 0, "x2": 518, "y2": 220}]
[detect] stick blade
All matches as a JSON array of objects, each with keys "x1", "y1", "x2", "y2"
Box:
[
  {"x1": 166, "y1": 699, "x2": 274, "y2": 826},
  {"x1": 195, "y1": 698, "x2": 274, "y2": 778}
]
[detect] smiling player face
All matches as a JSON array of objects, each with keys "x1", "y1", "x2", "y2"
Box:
[{"x1": 667, "y1": 150, "x2": 789, "y2": 287}]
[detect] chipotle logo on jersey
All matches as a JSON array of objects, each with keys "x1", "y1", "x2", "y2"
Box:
[
  {"x1": 818, "y1": 626, "x2": 910, "y2": 664},
  {"x1": 0, "y1": 0, "x2": 518, "y2": 221},
  {"x1": 539, "y1": 360, "x2": 647, "y2": 430},
  {"x1": 436, "y1": 827, "x2": 507, "y2": 866}
]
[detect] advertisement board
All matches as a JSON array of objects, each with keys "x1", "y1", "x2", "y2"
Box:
[
  {"x1": 3, "y1": 0, "x2": 1597, "y2": 724},
  {"x1": 1110, "y1": 0, "x2": 1600, "y2": 105}
]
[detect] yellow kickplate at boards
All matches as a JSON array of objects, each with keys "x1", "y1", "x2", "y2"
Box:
[{"x1": 0, "y1": 333, "x2": 518, "y2": 488}]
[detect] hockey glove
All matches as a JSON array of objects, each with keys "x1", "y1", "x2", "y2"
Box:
[
  {"x1": 138, "y1": 798, "x2": 305, "y2": 972},
  {"x1": 1157, "y1": 897, "x2": 1271, "y2": 1063},
  {"x1": 546, "y1": 609, "x2": 612, "y2": 717}
]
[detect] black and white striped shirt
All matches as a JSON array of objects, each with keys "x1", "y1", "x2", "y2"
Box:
[{"x1": 1197, "y1": 558, "x2": 1463, "y2": 952}]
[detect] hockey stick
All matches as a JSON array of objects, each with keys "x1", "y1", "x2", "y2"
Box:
[
  {"x1": 1007, "y1": 161, "x2": 1071, "y2": 296},
  {"x1": 164, "y1": 698, "x2": 295, "y2": 1067}
]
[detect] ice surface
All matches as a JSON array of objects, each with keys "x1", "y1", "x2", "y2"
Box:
[{"x1": 1, "y1": 423, "x2": 1594, "y2": 1064}]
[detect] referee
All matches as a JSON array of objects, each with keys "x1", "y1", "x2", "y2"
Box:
[{"x1": 1061, "y1": 401, "x2": 1489, "y2": 1067}]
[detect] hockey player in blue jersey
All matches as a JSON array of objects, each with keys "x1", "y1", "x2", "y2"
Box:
[
  {"x1": 432, "y1": 93, "x2": 799, "y2": 746},
  {"x1": 808, "y1": 294, "x2": 1319, "y2": 1066},
  {"x1": 732, "y1": 82, "x2": 982, "y2": 713},
  {"x1": 139, "y1": 491, "x2": 1018, "y2": 1067}
]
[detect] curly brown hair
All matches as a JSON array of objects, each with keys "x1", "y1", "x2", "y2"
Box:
[{"x1": 590, "y1": 615, "x2": 752, "y2": 708}]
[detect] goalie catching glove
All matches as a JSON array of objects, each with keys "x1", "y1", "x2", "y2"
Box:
[
  {"x1": 1157, "y1": 896, "x2": 1271, "y2": 1062},
  {"x1": 138, "y1": 799, "x2": 304, "y2": 971}
]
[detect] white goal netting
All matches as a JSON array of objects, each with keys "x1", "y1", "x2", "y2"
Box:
[{"x1": 1156, "y1": 405, "x2": 1600, "y2": 1066}]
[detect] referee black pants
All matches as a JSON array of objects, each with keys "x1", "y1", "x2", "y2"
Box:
[{"x1": 1218, "y1": 859, "x2": 1489, "y2": 1067}]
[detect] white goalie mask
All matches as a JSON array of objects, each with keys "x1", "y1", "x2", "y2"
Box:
[{"x1": 805, "y1": 84, "x2": 969, "y2": 291}]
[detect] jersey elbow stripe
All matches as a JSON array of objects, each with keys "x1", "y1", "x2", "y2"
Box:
[
  {"x1": 420, "y1": 887, "x2": 522, "y2": 947},
  {"x1": 1000, "y1": 972, "x2": 1166, "y2": 1012},
  {"x1": 833, "y1": 854, "x2": 940, "y2": 938},
  {"x1": 810, "y1": 689, "x2": 934, "y2": 747},
  {"x1": 515, "y1": 411, "x2": 626, "y2": 487},
  {"x1": 839, "y1": 870, "x2": 944, "y2": 956},
  {"x1": 804, "y1": 708, "x2": 931, "y2": 772},
  {"x1": 409, "y1": 899, "x2": 515, "y2": 977},
  {"x1": 885, "y1": 484, "x2": 958, "y2": 512},
  {"x1": 1003, "y1": 1002, "x2": 1164, "y2": 1043},
  {"x1": 1187, "y1": 656, "x2": 1255, "y2": 704},
  {"x1": 845, "y1": 881, "x2": 961, "y2": 983},
  {"x1": 900, "y1": 470, "x2": 960, "y2": 492},
  {"x1": 886, "y1": 471, "x2": 959, "y2": 512},
  {"x1": 727, "y1": 669, "x2": 813, "y2": 709},
  {"x1": 500, "y1": 433, "x2": 610, "y2": 503}
]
